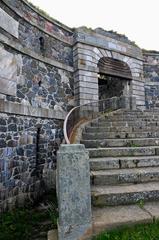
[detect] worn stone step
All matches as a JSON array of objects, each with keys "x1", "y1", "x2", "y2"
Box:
[
  {"x1": 92, "y1": 120, "x2": 159, "y2": 127},
  {"x1": 103, "y1": 116, "x2": 159, "y2": 121},
  {"x1": 115, "y1": 110, "x2": 159, "y2": 115},
  {"x1": 90, "y1": 156, "x2": 159, "y2": 170},
  {"x1": 81, "y1": 138, "x2": 159, "y2": 148},
  {"x1": 91, "y1": 182, "x2": 159, "y2": 206},
  {"x1": 91, "y1": 167, "x2": 159, "y2": 185},
  {"x1": 92, "y1": 204, "x2": 153, "y2": 235},
  {"x1": 85, "y1": 126, "x2": 159, "y2": 134},
  {"x1": 82, "y1": 131, "x2": 159, "y2": 139},
  {"x1": 88, "y1": 146, "x2": 159, "y2": 158}
]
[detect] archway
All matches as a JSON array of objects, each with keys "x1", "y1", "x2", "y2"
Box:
[{"x1": 98, "y1": 57, "x2": 132, "y2": 100}]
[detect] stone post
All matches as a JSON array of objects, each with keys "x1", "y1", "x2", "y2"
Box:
[
  {"x1": 56, "y1": 144, "x2": 92, "y2": 240},
  {"x1": 118, "y1": 96, "x2": 130, "y2": 109},
  {"x1": 130, "y1": 96, "x2": 137, "y2": 110}
]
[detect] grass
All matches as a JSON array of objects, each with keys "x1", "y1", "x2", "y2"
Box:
[
  {"x1": 92, "y1": 221, "x2": 159, "y2": 240},
  {"x1": 0, "y1": 192, "x2": 58, "y2": 240},
  {"x1": 0, "y1": 209, "x2": 48, "y2": 240}
]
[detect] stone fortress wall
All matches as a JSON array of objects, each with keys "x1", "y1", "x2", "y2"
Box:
[
  {"x1": 143, "y1": 50, "x2": 159, "y2": 108},
  {"x1": 0, "y1": 0, "x2": 74, "y2": 212},
  {"x1": 0, "y1": 0, "x2": 158, "y2": 212}
]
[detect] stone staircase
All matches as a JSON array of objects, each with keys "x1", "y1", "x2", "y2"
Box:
[{"x1": 81, "y1": 109, "x2": 159, "y2": 233}]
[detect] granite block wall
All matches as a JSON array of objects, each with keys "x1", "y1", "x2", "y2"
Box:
[
  {"x1": 0, "y1": 114, "x2": 63, "y2": 212},
  {"x1": 0, "y1": 0, "x2": 74, "y2": 211},
  {"x1": 143, "y1": 51, "x2": 159, "y2": 108},
  {"x1": 5, "y1": 50, "x2": 74, "y2": 111}
]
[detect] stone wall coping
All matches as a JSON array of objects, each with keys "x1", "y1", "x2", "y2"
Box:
[
  {"x1": 2, "y1": 0, "x2": 73, "y2": 45},
  {"x1": 21, "y1": 0, "x2": 73, "y2": 34},
  {"x1": 143, "y1": 50, "x2": 159, "y2": 56},
  {"x1": 0, "y1": 99, "x2": 66, "y2": 120},
  {"x1": 144, "y1": 63, "x2": 159, "y2": 66},
  {"x1": 74, "y1": 30, "x2": 144, "y2": 61},
  {"x1": 0, "y1": 31, "x2": 74, "y2": 73},
  {"x1": 145, "y1": 82, "x2": 159, "y2": 86}
]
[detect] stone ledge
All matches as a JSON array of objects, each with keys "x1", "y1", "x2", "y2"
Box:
[
  {"x1": 0, "y1": 100, "x2": 66, "y2": 120},
  {"x1": 0, "y1": 8, "x2": 19, "y2": 38},
  {"x1": 2, "y1": 0, "x2": 73, "y2": 45},
  {"x1": 0, "y1": 32, "x2": 73, "y2": 73}
]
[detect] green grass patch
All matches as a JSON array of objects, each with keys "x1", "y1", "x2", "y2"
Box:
[
  {"x1": 0, "y1": 192, "x2": 58, "y2": 240},
  {"x1": 92, "y1": 221, "x2": 159, "y2": 240},
  {"x1": 0, "y1": 209, "x2": 48, "y2": 240}
]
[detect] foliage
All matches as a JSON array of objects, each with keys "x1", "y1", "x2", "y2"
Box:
[
  {"x1": 92, "y1": 221, "x2": 159, "y2": 240},
  {"x1": 0, "y1": 192, "x2": 58, "y2": 240},
  {"x1": 137, "y1": 199, "x2": 145, "y2": 209},
  {"x1": 125, "y1": 142, "x2": 140, "y2": 147},
  {"x1": 0, "y1": 208, "x2": 49, "y2": 240}
]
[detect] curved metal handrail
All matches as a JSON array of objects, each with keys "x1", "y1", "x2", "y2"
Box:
[
  {"x1": 63, "y1": 96, "x2": 133, "y2": 144},
  {"x1": 63, "y1": 105, "x2": 79, "y2": 144}
]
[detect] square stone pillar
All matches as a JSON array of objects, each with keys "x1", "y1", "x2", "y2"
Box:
[{"x1": 57, "y1": 144, "x2": 92, "y2": 240}]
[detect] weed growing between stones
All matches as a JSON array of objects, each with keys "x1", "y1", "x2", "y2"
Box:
[
  {"x1": 125, "y1": 142, "x2": 140, "y2": 147},
  {"x1": 137, "y1": 199, "x2": 145, "y2": 209},
  {"x1": 46, "y1": 201, "x2": 59, "y2": 226}
]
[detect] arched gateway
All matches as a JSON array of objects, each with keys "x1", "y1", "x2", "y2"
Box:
[
  {"x1": 73, "y1": 27, "x2": 145, "y2": 108},
  {"x1": 98, "y1": 57, "x2": 132, "y2": 100}
]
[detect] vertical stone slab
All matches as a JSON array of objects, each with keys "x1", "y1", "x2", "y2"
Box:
[
  {"x1": 0, "y1": 8, "x2": 19, "y2": 38},
  {"x1": 130, "y1": 96, "x2": 137, "y2": 110},
  {"x1": 118, "y1": 96, "x2": 131, "y2": 109},
  {"x1": 57, "y1": 144, "x2": 92, "y2": 240}
]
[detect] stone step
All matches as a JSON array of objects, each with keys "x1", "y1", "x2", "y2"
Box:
[
  {"x1": 88, "y1": 146, "x2": 159, "y2": 158},
  {"x1": 103, "y1": 116, "x2": 159, "y2": 121},
  {"x1": 98, "y1": 118, "x2": 159, "y2": 126},
  {"x1": 90, "y1": 156, "x2": 159, "y2": 170},
  {"x1": 115, "y1": 110, "x2": 159, "y2": 115},
  {"x1": 81, "y1": 138, "x2": 159, "y2": 148},
  {"x1": 91, "y1": 167, "x2": 159, "y2": 185},
  {"x1": 92, "y1": 204, "x2": 154, "y2": 235},
  {"x1": 82, "y1": 131, "x2": 159, "y2": 139},
  {"x1": 85, "y1": 126, "x2": 159, "y2": 133},
  {"x1": 91, "y1": 121, "x2": 159, "y2": 128},
  {"x1": 91, "y1": 182, "x2": 159, "y2": 206}
]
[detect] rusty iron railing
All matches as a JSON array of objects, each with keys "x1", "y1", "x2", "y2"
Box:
[{"x1": 63, "y1": 96, "x2": 135, "y2": 144}]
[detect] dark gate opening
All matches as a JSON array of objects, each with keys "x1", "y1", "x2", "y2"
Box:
[{"x1": 98, "y1": 57, "x2": 132, "y2": 100}]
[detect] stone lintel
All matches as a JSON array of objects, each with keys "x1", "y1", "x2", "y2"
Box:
[{"x1": 57, "y1": 144, "x2": 92, "y2": 240}]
